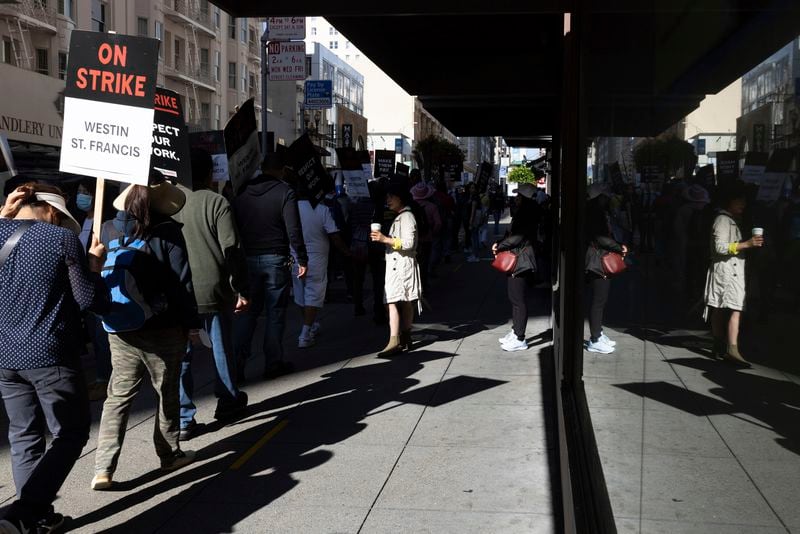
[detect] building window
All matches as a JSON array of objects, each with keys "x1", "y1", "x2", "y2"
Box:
[
  {"x1": 137, "y1": 17, "x2": 148, "y2": 37},
  {"x1": 240, "y1": 63, "x2": 246, "y2": 93},
  {"x1": 174, "y1": 38, "x2": 181, "y2": 69},
  {"x1": 58, "y1": 51, "x2": 67, "y2": 79},
  {"x1": 214, "y1": 50, "x2": 220, "y2": 81},
  {"x1": 58, "y1": 0, "x2": 74, "y2": 19},
  {"x1": 200, "y1": 48, "x2": 209, "y2": 77},
  {"x1": 346, "y1": 41, "x2": 350, "y2": 49},
  {"x1": 249, "y1": 72, "x2": 256, "y2": 96},
  {"x1": 214, "y1": 7, "x2": 221, "y2": 28},
  {"x1": 355, "y1": 54, "x2": 360, "y2": 61},
  {"x1": 249, "y1": 28, "x2": 257, "y2": 49},
  {"x1": 201, "y1": 102, "x2": 210, "y2": 127},
  {"x1": 2, "y1": 38, "x2": 15, "y2": 66},
  {"x1": 311, "y1": 27, "x2": 317, "y2": 36},
  {"x1": 91, "y1": 0, "x2": 106, "y2": 32},
  {"x1": 228, "y1": 61, "x2": 236, "y2": 89},
  {"x1": 188, "y1": 97, "x2": 196, "y2": 121},
  {"x1": 329, "y1": 41, "x2": 338, "y2": 50},
  {"x1": 240, "y1": 18, "x2": 247, "y2": 43},
  {"x1": 228, "y1": 16, "x2": 236, "y2": 40},
  {"x1": 155, "y1": 21, "x2": 163, "y2": 57},
  {"x1": 35, "y1": 48, "x2": 48, "y2": 75},
  {"x1": 329, "y1": 27, "x2": 338, "y2": 36},
  {"x1": 215, "y1": 104, "x2": 221, "y2": 129}
]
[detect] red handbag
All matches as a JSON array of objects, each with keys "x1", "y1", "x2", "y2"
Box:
[
  {"x1": 491, "y1": 250, "x2": 519, "y2": 274},
  {"x1": 600, "y1": 251, "x2": 627, "y2": 277}
]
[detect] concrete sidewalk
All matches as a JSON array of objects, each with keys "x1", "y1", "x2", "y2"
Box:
[
  {"x1": 585, "y1": 255, "x2": 800, "y2": 533},
  {"x1": 0, "y1": 245, "x2": 559, "y2": 533}
]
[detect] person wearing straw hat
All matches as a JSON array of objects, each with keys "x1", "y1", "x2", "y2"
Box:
[
  {"x1": 92, "y1": 170, "x2": 200, "y2": 490},
  {"x1": 0, "y1": 181, "x2": 108, "y2": 533}
]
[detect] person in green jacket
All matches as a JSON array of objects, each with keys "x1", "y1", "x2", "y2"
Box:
[{"x1": 174, "y1": 149, "x2": 251, "y2": 440}]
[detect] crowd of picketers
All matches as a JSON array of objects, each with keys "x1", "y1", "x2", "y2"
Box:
[{"x1": 0, "y1": 146, "x2": 546, "y2": 533}]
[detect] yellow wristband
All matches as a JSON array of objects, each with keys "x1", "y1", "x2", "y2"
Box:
[
  {"x1": 728, "y1": 242, "x2": 738, "y2": 255},
  {"x1": 392, "y1": 238, "x2": 402, "y2": 251}
]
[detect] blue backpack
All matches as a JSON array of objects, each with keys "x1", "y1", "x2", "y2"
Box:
[{"x1": 100, "y1": 226, "x2": 166, "y2": 333}]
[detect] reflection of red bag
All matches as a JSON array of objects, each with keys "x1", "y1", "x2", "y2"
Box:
[
  {"x1": 601, "y1": 251, "x2": 627, "y2": 277},
  {"x1": 491, "y1": 250, "x2": 518, "y2": 274}
]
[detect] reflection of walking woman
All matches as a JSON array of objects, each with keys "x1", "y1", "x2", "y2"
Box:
[
  {"x1": 704, "y1": 182, "x2": 763, "y2": 366},
  {"x1": 370, "y1": 184, "x2": 421, "y2": 356},
  {"x1": 585, "y1": 184, "x2": 627, "y2": 354}
]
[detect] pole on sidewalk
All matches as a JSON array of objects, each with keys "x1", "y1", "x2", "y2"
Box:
[{"x1": 260, "y1": 25, "x2": 269, "y2": 161}]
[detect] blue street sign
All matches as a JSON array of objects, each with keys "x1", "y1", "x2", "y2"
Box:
[
  {"x1": 304, "y1": 80, "x2": 333, "y2": 109},
  {"x1": 395, "y1": 137, "x2": 403, "y2": 153}
]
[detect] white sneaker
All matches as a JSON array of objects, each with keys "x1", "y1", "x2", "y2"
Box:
[
  {"x1": 585, "y1": 339, "x2": 615, "y2": 354},
  {"x1": 501, "y1": 338, "x2": 528, "y2": 352},
  {"x1": 298, "y1": 335, "x2": 316, "y2": 348},
  {"x1": 498, "y1": 331, "x2": 516, "y2": 344},
  {"x1": 599, "y1": 332, "x2": 616, "y2": 347}
]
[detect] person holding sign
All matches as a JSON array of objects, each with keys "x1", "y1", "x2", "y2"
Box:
[
  {"x1": 370, "y1": 183, "x2": 422, "y2": 356},
  {"x1": 92, "y1": 171, "x2": 199, "y2": 490},
  {"x1": 0, "y1": 183, "x2": 108, "y2": 533}
]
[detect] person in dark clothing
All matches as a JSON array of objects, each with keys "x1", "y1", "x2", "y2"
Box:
[
  {"x1": 174, "y1": 149, "x2": 251, "y2": 440},
  {"x1": 232, "y1": 154, "x2": 308, "y2": 380},
  {"x1": 493, "y1": 183, "x2": 540, "y2": 352},
  {"x1": 584, "y1": 183, "x2": 627, "y2": 354},
  {"x1": 93, "y1": 172, "x2": 200, "y2": 490},
  {"x1": 0, "y1": 182, "x2": 108, "y2": 532}
]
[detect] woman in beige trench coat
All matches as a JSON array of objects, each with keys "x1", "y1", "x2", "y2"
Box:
[
  {"x1": 370, "y1": 183, "x2": 421, "y2": 356},
  {"x1": 704, "y1": 182, "x2": 763, "y2": 366}
]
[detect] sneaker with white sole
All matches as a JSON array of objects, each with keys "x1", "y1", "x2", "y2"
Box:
[
  {"x1": 498, "y1": 331, "x2": 516, "y2": 344},
  {"x1": 586, "y1": 339, "x2": 615, "y2": 354},
  {"x1": 310, "y1": 322, "x2": 320, "y2": 337},
  {"x1": 298, "y1": 335, "x2": 316, "y2": 348},
  {"x1": 501, "y1": 338, "x2": 528, "y2": 352},
  {"x1": 599, "y1": 332, "x2": 617, "y2": 347}
]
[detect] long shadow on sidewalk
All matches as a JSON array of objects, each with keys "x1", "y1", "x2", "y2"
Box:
[{"x1": 66, "y1": 349, "x2": 509, "y2": 532}]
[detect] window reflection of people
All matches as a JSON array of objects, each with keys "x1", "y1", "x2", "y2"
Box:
[
  {"x1": 704, "y1": 182, "x2": 763, "y2": 366},
  {"x1": 585, "y1": 183, "x2": 627, "y2": 354}
]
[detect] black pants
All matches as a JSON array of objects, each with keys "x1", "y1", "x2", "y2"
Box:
[
  {"x1": 588, "y1": 274, "x2": 611, "y2": 342},
  {"x1": 0, "y1": 364, "x2": 90, "y2": 522},
  {"x1": 507, "y1": 276, "x2": 529, "y2": 340},
  {"x1": 368, "y1": 248, "x2": 386, "y2": 320}
]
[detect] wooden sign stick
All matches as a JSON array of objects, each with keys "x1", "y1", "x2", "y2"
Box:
[{"x1": 92, "y1": 177, "x2": 105, "y2": 240}]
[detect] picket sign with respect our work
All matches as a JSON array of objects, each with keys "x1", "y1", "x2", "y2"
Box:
[
  {"x1": 59, "y1": 31, "x2": 159, "y2": 236},
  {"x1": 151, "y1": 86, "x2": 191, "y2": 188}
]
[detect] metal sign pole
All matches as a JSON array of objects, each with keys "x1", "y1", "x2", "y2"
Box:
[{"x1": 260, "y1": 25, "x2": 269, "y2": 160}]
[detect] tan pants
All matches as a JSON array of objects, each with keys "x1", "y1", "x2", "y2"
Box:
[{"x1": 94, "y1": 327, "x2": 186, "y2": 475}]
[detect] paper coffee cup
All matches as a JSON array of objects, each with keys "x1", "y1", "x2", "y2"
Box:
[
  {"x1": 752, "y1": 227, "x2": 764, "y2": 237},
  {"x1": 370, "y1": 223, "x2": 381, "y2": 232}
]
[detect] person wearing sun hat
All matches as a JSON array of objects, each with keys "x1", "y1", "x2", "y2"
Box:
[
  {"x1": 92, "y1": 169, "x2": 200, "y2": 491},
  {"x1": 0, "y1": 181, "x2": 108, "y2": 533}
]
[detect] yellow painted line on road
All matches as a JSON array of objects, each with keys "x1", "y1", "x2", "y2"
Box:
[{"x1": 230, "y1": 419, "x2": 289, "y2": 471}]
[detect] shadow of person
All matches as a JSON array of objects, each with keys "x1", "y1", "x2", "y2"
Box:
[
  {"x1": 615, "y1": 356, "x2": 800, "y2": 458},
  {"x1": 66, "y1": 349, "x2": 508, "y2": 532}
]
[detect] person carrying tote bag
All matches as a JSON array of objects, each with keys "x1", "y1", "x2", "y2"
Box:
[{"x1": 492, "y1": 183, "x2": 541, "y2": 352}]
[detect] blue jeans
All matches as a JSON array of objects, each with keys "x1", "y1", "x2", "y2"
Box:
[
  {"x1": 0, "y1": 365, "x2": 90, "y2": 522},
  {"x1": 179, "y1": 312, "x2": 239, "y2": 427},
  {"x1": 233, "y1": 254, "x2": 290, "y2": 372}
]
